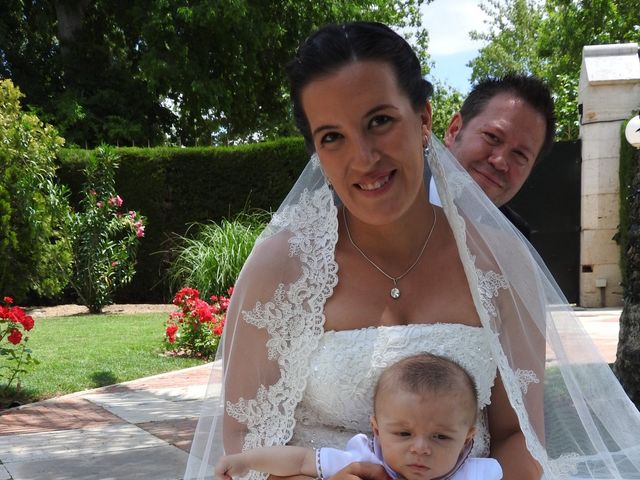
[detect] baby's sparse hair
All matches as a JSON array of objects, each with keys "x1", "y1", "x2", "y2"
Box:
[{"x1": 374, "y1": 353, "x2": 478, "y2": 424}]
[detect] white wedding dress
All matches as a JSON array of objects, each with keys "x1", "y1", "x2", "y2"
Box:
[
  {"x1": 290, "y1": 323, "x2": 497, "y2": 458},
  {"x1": 186, "y1": 138, "x2": 640, "y2": 480}
]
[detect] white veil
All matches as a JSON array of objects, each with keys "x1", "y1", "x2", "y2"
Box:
[{"x1": 185, "y1": 136, "x2": 640, "y2": 480}]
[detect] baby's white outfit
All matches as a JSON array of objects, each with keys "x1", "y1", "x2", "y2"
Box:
[{"x1": 316, "y1": 433, "x2": 503, "y2": 480}]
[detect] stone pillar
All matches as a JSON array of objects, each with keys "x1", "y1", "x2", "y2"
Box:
[{"x1": 578, "y1": 43, "x2": 640, "y2": 307}]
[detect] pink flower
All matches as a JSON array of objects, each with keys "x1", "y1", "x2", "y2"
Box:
[
  {"x1": 128, "y1": 210, "x2": 136, "y2": 219},
  {"x1": 111, "y1": 261, "x2": 119, "y2": 267},
  {"x1": 8, "y1": 329, "x2": 22, "y2": 345},
  {"x1": 96, "y1": 201, "x2": 104, "y2": 208},
  {"x1": 136, "y1": 226, "x2": 145, "y2": 238},
  {"x1": 108, "y1": 195, "x2": 123, "y2": 207},
  {"x1": 3, "y1": 296, "x2": 13, "y2": 304}
]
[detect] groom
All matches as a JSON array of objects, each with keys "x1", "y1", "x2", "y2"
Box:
[{"x1": 432, "y1": 74, "x2": 556, "y2": 238}]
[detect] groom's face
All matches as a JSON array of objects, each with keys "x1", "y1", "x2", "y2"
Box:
[{"x1": 444, "y1": 93, "x2": 546, "y2": 207}]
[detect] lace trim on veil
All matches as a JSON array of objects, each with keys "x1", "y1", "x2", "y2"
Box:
[
  {"x1": 427, "y1": 145, "x2": 553, "y2": 473},
  {"x1": 226, "y1": 183, "x2": 339, "y2": 469}
]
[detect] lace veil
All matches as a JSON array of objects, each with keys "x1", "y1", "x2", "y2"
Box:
[{"x1": 185, "y1": 136, "x2": 640, "y2": 480}]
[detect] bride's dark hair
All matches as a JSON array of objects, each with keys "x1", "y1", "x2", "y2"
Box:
[{"x1": 286, "y1": 21, "x2": 433, "y2": 152}]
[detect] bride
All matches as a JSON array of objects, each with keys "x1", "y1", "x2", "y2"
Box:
[{"x1": 186, "y1": 22, "x2": 640, "y2": 480}]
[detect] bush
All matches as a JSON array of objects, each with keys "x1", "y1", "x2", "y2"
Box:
[
  {"x1": 163, "y1": 287, "x2": 229, "y2": 359},
  {"x1": 617, "y1": 121, "x2": 640, "y2": 280},
  {"x1": 66, "y1": 146, "x2": 146, "y2": 313},
  {"x1": 1, "y1": 296, "x2": 37, "y2": 405},
  {"x1": 168, "y1": 211, "x2": 268, "y2": 298},
  {"x1": 0, "y1": 79, "x2": 72, "y2": 302},
  {"x1": 56, "y1": 137, "x2": 307, "y2": 302}
]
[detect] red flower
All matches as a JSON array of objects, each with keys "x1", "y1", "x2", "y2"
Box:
[
  {"x1": 193, "y1": 299, "x2": 213, "y2": 323},
  {"x1": 173, "y1": 287, "x2": 200, "y2": 307},
  {"x1": 3, "y1": 296, "x2": 13, "y2": 305},
  {"x1": 227, "y1": 286, "x2": 234, "y2": 297},
  {"x1": 18, "y1": 313, "x2": 35, "y2": 331},
  {"x1": 166, "y1": 324, "x2": 178, "y2": 335},
  {"x1": 165, "y1": 323, "x2": 179, "y2": 343},
  {"x1": 8, "y1": 329, "x2": 22, "y2": 345}
]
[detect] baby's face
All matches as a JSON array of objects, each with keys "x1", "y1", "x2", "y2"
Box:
[{"x1": 371, "y1": 389, "x2": 475, "y2": 480}]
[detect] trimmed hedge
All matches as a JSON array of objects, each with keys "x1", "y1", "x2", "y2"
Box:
[
  {"x1": 57, "y1": 137, "x2": 308, "y2": 303},
  {"x1": 618, "y1": 124, "x2": 640, "y2": 283}
]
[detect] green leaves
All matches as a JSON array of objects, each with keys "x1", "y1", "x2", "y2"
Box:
[
  {"x1": 1, "y1": 0, "x2": 431, "y2": 147},
  {"x1": 0, "y1": 80, "x2": 72, "y2": 302},
  {"x1": 66, "y1": 147, "x2": 146, "y2": 313},
  {"x1": 468, "y1": 0, "x2": 640, "y2": 140}
]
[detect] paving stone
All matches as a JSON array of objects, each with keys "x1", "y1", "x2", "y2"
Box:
[
  {"x1": 3, "y1": 442, "x2": 188, "y2": 480},
  {"x1": 0, "y1": 424, "x2": 165, "y2": 463},
  {"x1": 0, "y1": 397, "x2": 125, "y2": 436},
  {"x1": 0, "y1": 464, "x2": 12, "y2": 480},
  {"x1": 82, "y1": 391, "x2": 212, "y2": 424},
  {"x1": 138, "y1": 418, "x2": 199, "y2": 453}
]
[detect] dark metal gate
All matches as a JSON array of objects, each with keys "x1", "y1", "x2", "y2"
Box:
[{"x1": 508, "y1": 140, "x2": 582, "y2": 304}]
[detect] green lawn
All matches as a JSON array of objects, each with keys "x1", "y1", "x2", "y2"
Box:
[{"x1": 1, "y1": 312, "x2": 206, "y2": 407}]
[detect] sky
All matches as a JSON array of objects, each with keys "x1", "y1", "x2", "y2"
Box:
[{"x1": 420, "y1": 0, "x2": 490, "y2": 93}]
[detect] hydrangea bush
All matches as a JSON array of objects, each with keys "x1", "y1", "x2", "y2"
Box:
[{"x1": 163, "y1": 287, "x2": 229, "y2": 359}]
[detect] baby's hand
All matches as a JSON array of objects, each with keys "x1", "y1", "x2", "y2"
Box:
[{"x1": 215, "y1": 454, "x2": 249, "y2": 480}]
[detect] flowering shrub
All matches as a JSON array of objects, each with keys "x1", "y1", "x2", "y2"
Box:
[
  {"x1": 1, "y1": 297, "x2": 37, "y2": 397},
  {"x1": 67, "y1": 146, "x2": 146, "y2": 313},
  {"x1": 163, "y1": 287, "x2": 230, "y2": 359}
]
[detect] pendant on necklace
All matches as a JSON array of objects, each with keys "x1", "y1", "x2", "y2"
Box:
[{"x1": 390, "y1": 287, "x2": 400, "y2": 299}]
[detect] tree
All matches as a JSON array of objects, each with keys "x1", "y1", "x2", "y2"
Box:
[
  {"x1": 467, "y1": 0, "x2": 640, "y2": 140},
  {"x1": 430, "y1": 81, "x2": 464, "y2": 139},
  {"x1": 468, "y1": 0, "x2": 545, "y2": 81},
  {"x1": 615, "y1": 146, "x2": 640, "y2": 409},
  {"x1": 0, "y1": 80, "x2": 72, "y2": 302},
  {"x1": 0, "y1": 0, "x2": 432, "y2": 147}
]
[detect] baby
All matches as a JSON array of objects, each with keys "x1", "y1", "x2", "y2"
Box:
[{"x1": 215, "y1": 352, "x2": 502, "y2": 480}]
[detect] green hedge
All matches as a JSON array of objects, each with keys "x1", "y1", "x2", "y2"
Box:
[
  {"x1": 618, "y1": 124, "x2": 640, "y2": 282},
  {"x1": 57, "y1": 137, "x2": 308, "y2": 303}
]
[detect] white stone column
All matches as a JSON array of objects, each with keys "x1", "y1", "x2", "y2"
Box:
[{"x1": 578, "y1": 43, "x2": 640, "y2": 307}]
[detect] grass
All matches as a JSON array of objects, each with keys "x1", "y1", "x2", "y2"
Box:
[
  {"x1": 1, "y1": 312, "x2": 205, "y2": 407},
  {"x1": 169, "y1": 211, "x2": 268, "y2": 298}
]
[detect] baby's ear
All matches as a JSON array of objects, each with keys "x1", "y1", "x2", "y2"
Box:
[{"x1": 370, "y1": 415, "x2": 380, "y2": 437}]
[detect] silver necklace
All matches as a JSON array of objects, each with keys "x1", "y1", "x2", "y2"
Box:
[{"x1": 342, "y1": 204, "x2": 437, "y2": 299}]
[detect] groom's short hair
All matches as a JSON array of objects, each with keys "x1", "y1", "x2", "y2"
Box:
[{"x1": 459, "y1": 74, "x2": 555, "y2": 164}]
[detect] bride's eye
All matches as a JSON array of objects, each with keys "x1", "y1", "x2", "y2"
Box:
[
  {"x1": 320, "y1": 131, "x2": 342, "y2": 145},
  {"x1": 370, "y1": 115, "x2": 393, "y2": 128}
]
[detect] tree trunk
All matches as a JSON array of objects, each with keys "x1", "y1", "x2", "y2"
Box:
[
  {"x1": 615, "y1": 149, "x2": 640, "y2": 409},
  {"x1": 54, "y1": 0, "x2": 90, "y2": 59}
]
